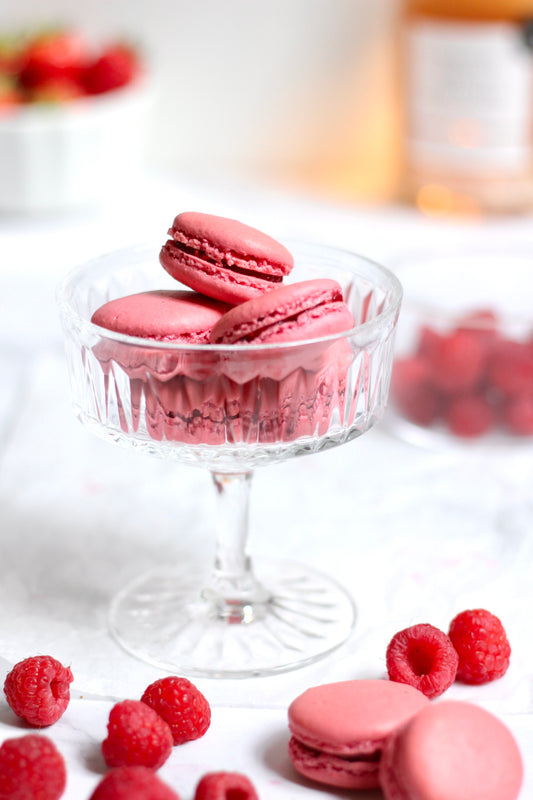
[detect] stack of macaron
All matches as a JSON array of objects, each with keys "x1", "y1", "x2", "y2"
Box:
[
  {"x1": 287, "y1": 679, "x2": 523, "y2": 799},
  {"x1": 91, "y1": 212, "x2": 356, "y2": 446}
]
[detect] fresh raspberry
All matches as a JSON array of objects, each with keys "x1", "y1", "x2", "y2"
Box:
[
  {"x1": 488, "y1": 339, "x2": 533, "y2": 397},
  {"x1": 398, "y1": 382, "x2": 441, "y2": 427},
  {"x1": 141, "y1": 677, "x2": 211, "y2": 745},
  {"x1": 502, "y1": 393, "x2": 533, "y2": 435},
  {"x1": 444, "y1": 393, "x2": 494, "y2": 438},
  {"x1": 386, "y1": 623, "x2": 458, "y2": 699},
  {"x1": 429, "y1": 329, "x2": 487, "y2": 394},
  {"x1": 4, "y1": 655, "x2": 73, "y2": 726},
  {"x1": 194, "y1": 772, "x2": 258, "y2": 800},
  {"x1": 391, "y1": 356, "x2": 441, "y2": 426},
  {"x1": 448, "y1": 608, "x2": 511, "y2": 684},
  {"x1": 456, "y1": 308, "x2": 500, "y2": 341},
  {"x1": 392, "y1": 356, "x2": 431, "y2": 396},
  {"x1": 102, "y1": 699, "x2": 173, "y2": 769},
  {"x1": 89, "y1": 766, "x2": 179, "y2": 800},
  {"x1": 0, "y1": 734, "x2": 66, "y2": 800},
  {"x1": 416, "y1": 324, "x2": 443, "y2": 360}
]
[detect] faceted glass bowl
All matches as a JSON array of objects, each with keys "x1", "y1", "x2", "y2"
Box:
[
  {"x1": 58, "y1": 241, "x2": 402, "y2": 471},
  {"x1": 57, "y1": 240, "x2": 402, "y2": 677}
]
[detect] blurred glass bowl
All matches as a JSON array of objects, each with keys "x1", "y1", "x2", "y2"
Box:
[
  {"x1": 387, "y1": 249, "x2": 533, "y2": 447},
  {"x1": 0, "y1": 81, "x2": 150, "y2": 214}
]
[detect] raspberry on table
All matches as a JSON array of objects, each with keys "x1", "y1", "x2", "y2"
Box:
[
  {"x1": 0, "y1": 734, "x2": 66, "y2": 800},
  {"x1": 89, "y1": 766, "x2": 179, "y2": 800},
  {"x1": 4, "y1": 655, "x2": 73, "y2": 727},
  {"x1": 386, "y1": 623, "x2": 458, "y2": 699},
  {"x1": 102, "y1": 699, "x2": 173, "y2": 769},
  {"x1": 194, "y1": 771, "x2": 259, "y2": 800},
  {"x1": 448, "y1": 608, "x2": 511, "y2": 684},
  {"x1": 141, "y1": 676, "x2": 211, "y2": 745}
]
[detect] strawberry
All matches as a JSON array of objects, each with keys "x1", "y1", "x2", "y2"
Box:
[
  {"x1": 83, "y1": 43, "x2": 140, "y2": 94},
  {"x1": 18, "y1": 29, "x2": 88, "y2": 90}
]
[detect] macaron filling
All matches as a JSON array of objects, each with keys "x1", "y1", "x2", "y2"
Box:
[
  {"x1": 240, "y1": 301, "x2": 351, "y2": 344},
  {"x1": 290, "y1": 736, "x2": 382, "y2": 763},
  {"x1": 166, "y1": 235, "x2": 288, "y2": 281},
  {"x1": 210, "y1": 280, "x2": 354, "y2": 345},
  {"x1": 288, "y1": 737, "x2": 381, "y2": 790}
]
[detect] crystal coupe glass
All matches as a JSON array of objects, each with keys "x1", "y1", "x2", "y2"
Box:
[{"x1": 57, "y1": 240, "x2": 402, "y2": 677}]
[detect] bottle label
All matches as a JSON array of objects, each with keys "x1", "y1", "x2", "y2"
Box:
[{"x1": 405, "y1": 20, "x2": 533, "y2": 173}]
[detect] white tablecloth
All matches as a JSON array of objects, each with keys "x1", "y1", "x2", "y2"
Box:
[{"x1": 1, "y1": 171, "x2": 532, "y2": 798}]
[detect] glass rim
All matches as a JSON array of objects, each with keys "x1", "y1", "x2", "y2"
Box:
[{"x1": 56, "y1": 239, "x2": 403, "y2": 353}]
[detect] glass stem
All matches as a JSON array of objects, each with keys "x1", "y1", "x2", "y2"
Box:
[{"x1": 203, "y1": 471, "x2": 271, "y2": 623}]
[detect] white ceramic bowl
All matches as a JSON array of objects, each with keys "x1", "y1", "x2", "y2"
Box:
[{"x1": 0, "y1": 81, "x2": 150, "y2": 214}]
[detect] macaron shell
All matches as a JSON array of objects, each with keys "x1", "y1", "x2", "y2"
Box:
[
  {"x1": 288, "y1": 679, "x2": 430, "y2": 757},
  {"x1": 288, "y1": 736, "x2": 380, "y2": 790},
  {"x1": 169, "y1": 211, "x2": 294, "y2": 276},
  {"x1": 248, "y1": 301, "x2": 355, "y2": 344},
  {"x1": 161, "y1": 211, "x2": 294, "y2": 304},
  {"x1": 210, "y1": 279, "x2": 353, "y2": 344},
  {"x1": 380, "y1": 701, "x2": 523, "y2": 800},
  {"x1": 160, "y1": 241, "x2": 282, "y2": 304},
  {"x1": 91, "y1": 289, "x2": 229, "y2": 341},
  {"x1": 91, "y1": 290, "x2": 230, "y2": 390}
]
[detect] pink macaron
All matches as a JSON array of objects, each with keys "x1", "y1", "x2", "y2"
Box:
[
  {"x1": 209, "y1": 279, "x2": 354, "y2": 345},
  {"x1": 91, "y1": 289, "x2": 229, "y2": 343},
  {"x1": 288, "y1": 679, "x2": 430, "y2": 790},
  {"x1": 90, "y1": 290, "x2": 232, "y2": 444},
  {"x1": 380, "y1": 700, "x2": 523, "y2": 800},
  {"x1": 160, "y1": 211, "x2": 294, "y2": 304},
  {"x1": 91, "y1": 289, "x2": 229, "y2": 382}
]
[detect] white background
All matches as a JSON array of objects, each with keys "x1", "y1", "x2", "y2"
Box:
[{"x1": 0, "y1": 0, "x2": 400, "y2": 198}]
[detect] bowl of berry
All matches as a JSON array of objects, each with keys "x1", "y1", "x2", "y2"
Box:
[
  {"x1": 0, "y1": 27, "x2": 149, "y2": 213},
  {"x1": 388, "y1": 249, "x2": 533, "y2": 447}
]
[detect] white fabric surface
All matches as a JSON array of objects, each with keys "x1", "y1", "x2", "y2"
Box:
[{"x1": 1, "y1": 171, "x2": 533, "y2": 798}]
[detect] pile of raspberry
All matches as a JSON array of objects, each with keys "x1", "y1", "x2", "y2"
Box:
[
  {"x1": 391, "y1": 310, "x2": 533, "y2": 438},
  {"x1": 0, "y1": 656, "x2": 258, "y2": 800},
  {"x1": 386, "y1": 608, "x2": 511, "y2": 699}
]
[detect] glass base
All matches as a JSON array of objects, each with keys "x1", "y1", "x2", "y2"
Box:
[{"x1": 108, "y1": 558, "x2": 356, "y2": 678}]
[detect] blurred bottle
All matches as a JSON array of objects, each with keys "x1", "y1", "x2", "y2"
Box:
[{"x1": 400, "y1": 0, "x2": 533, "y2": 215}]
